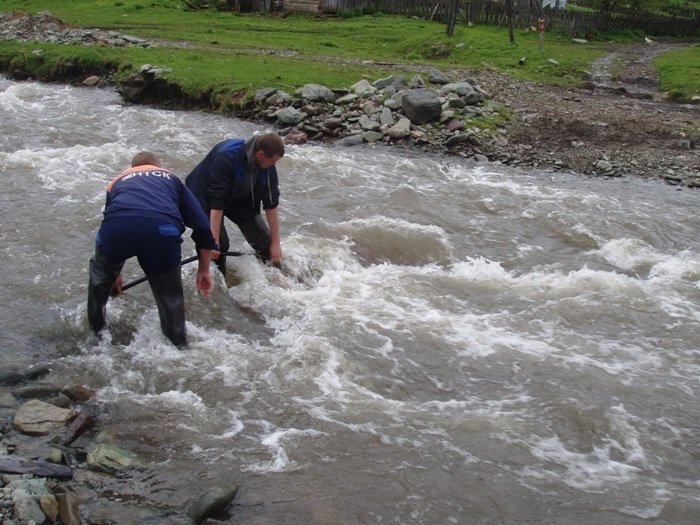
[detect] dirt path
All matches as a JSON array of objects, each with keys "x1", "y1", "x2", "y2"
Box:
[
  {"x1": 587, "y1": 41, "x2": 682, "y2": 97},
  {"x1": 466, "y1": 42, "x2": 700, "y2": 187}
]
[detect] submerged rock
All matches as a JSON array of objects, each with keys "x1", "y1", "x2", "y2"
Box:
[
  {"x1": 0, "y1": 456, "x2": 73, "y2": 478},
  {"x1": 54, "y1": 485, "x2": 82, "y2": 525},
  {"x1": 87, "y1": 443, "x2": 140, "y2": 474},
  {"x1": 12, "y1": 384, "x2": 62, "y2": 399},
  {"x1": 188, "y1": 485, "x2": 240, "y2": 524},
  {"x1": 0, "y1": 365, "x2": 50, "y2": 386},
  {"x1": 62, "y1": 411, "x2": 95, "y2": 445}
]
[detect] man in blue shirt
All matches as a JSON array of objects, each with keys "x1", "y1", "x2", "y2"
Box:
[
  {"x1": 87, "y1": 151, "x2": 218, "y2": 348},
  {"x1": 185, "y1": 133, "x2": 284, "y2": 275}
]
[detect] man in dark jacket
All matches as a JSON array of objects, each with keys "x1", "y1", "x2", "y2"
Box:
[
  {"x1": 185, "y1": 133, "x2": 285, "y2": 275},
  {"x1": 87, "y1": 151, "x2": 218, "y2": 348}
]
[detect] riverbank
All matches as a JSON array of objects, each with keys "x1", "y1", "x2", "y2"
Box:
[{"x1": 1, "y1": 10, "x2": 699, "y2": 188}]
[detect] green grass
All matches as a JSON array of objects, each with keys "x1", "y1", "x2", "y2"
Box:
[
  {"x1": 654, "y1": 43, "x2": 700, "y2": 100},
  {"x1": 0, "y1": 39, "x2": 384, "y2": 98},
  {"x1": 0, "y1": 0, "x2": 604, "y2": 82},
  {"x1": 0, "y1": 0, "x2": 696, "y2": 100}
]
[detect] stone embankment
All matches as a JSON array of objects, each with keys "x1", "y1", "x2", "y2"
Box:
[
  {"x1": 121, "y1": 63, "x2": 503, "y2": 162},
  {"x1": 1, "y1": 9, "x2": 699, "y2": 188}
]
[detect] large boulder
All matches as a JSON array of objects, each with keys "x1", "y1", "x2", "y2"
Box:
[{"x1": 401, "y1": 89, "x2": 442, "y2": 125}]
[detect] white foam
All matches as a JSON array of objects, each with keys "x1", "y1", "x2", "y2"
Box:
[
  {"x1": 208, "y1": 410, "x2": 245, "y2": 440},
  {"x1": 243, "y1": 427, "x2": 326, "y2": 473},
  {"x1": 4, "y1": 144, "x2": 129, "y2": 194},
  {"x1": 599, "y1": 238, "x2": 664, "y2": 271},
  {"x1": 0, "y1": 82, "x2": 52, "y2": 112},
  {"x1": 600, "y1": 238, "x2": 700, "y2": 281},
  {"x1": 526, "y1": 436, "x2": 642, "y2": 489}
]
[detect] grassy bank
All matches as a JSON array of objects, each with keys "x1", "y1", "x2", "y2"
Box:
[
  {"x1": 0, "y1": 0, "x2": 697, "y2": 101},
  {"x1": 654, "y1": 43, "x2": 700, "y2": 100},
  {"x1": 0, "y1": 39, "x2": 385, "y2": 106}
]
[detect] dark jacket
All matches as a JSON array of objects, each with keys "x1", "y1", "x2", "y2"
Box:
[{"x1": 185, "y1": 138, "x2": 280, "y2": 222}]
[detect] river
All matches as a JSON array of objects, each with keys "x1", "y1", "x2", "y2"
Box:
[{"x1": 1, "y1": 77, "x2": 699, "y2": 524}]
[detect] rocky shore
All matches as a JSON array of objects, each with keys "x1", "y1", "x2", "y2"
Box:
[
  {"x1": 2, "y1": 10, "x2": 699, "y2": 188},
  {"x1": 1, "y1": 365, "x2": 240, "y2": 524}
]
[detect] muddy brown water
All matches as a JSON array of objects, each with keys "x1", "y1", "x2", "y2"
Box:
[{"x1": 2, "y1": 77, "x2": 700, "y2": 524}]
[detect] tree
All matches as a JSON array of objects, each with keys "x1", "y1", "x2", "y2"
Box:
[
  {"x1": 505, "y1": 0, "x2": 515, "y2": 43},
  {"x1": 446, "y1": 0, "x2": 459, "y2": 36}
]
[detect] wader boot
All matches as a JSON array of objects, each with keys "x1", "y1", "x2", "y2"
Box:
[
  {"x1": 147, "y1": 266, "x2": 187, "y2": 348},
  {"x1": 239, "y1": 214, "x2": 271, "y2": 263},
  {"x1": 87, "y1": 249, "x2": 124, "y2": 334}
]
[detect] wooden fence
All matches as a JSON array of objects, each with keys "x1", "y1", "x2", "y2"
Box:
[{"x1": 321, "y1": 0, "x2": 700, "y2": 36}]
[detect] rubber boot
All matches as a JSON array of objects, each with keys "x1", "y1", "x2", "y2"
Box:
[
  {"x1": 147, "y1": 266, "x2": 187, "y2": 348},
  {"x1": 238, "y1": 214, "x2": 271, "y2": 262},
  {"x1": 87, "y1": 249, "x2": 124, "y2": 334}
]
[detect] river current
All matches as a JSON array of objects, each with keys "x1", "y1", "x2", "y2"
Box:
[{"x1": 1, "y1": 77, "x2": 699, "y2": 524}]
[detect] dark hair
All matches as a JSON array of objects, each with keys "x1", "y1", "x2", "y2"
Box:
[
  {"x1": 131, "y1": 151, "x2": 160, "y2": 167},
  {"x1": 254, "y1": 133, "x2": 285, "y2": 159}
]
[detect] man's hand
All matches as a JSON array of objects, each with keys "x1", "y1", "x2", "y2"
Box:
[
  {"x1": 196, "y1": 270, "x2": 213, "y2": 298},
  {"x1": 110, "y1": 274, "x2": 124, "y2": 296},
  {"x1": 269, "y1": 242, "x2": 282, "y2": 267},
  {"x1": 196, "y1": 249, "x2": 214, "y2": 297},
  {"x1": 264, "y1": 207, "x2": 282, "y2": 267}
]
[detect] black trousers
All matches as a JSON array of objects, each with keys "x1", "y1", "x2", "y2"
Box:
[
  {"x1": 87, "y1": 247, "x2": 187, "y2": 347},
  {"x1": 215, "y1": 214, "x2": 271, "y2": 276}
]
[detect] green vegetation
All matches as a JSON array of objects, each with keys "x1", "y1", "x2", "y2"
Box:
[
  {"x1": 463, "y1": 104, "x2": 510, "y2": 136},
  {"x1": 654, "y1": 43, "x2": 700, "y2": 100},
  {"x1": 589, "y1": 0, "x2": 700, "y2": 17},
  {"x1": 0, "y1": 0, "x2": 697, "y2": 102},
  {"x1": 0, "y1": 39, "x2": 384, "y2": 112},
  {"x1": 658, "y1": 0, "x2": 700, "y2": 17}
]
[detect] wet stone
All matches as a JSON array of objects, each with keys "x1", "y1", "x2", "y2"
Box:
[
  {"x1": 13, "y1": 399, "x2": 74, "y2": 435},
  {"x1": 46, "y1": 392, "x2": 72, "y2": 408},
  {"x1": 54, "y1": 486, "x2": 82, "y2": 525},
  {"x1": 188, "y1": 485, "x2": 239, "y2": 524},
  {"x1": 0, "y1": 370, "x2": 25, "y2": 386},
  {"x1": 12, "y1": 384, "x2": 62, "y2": 400},
  {"x1": 0, "y1": 391, "x2": 16, "y2": 408},
  {"x1": 87, "y1": 443, "x2": 139, "y2": 474},
  {"x1": 0, "y1": 456, "x2": 73, "y2": 479}
]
